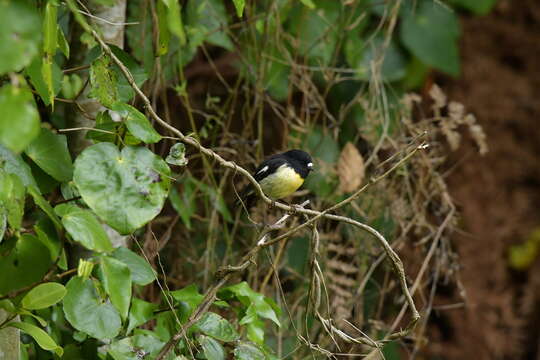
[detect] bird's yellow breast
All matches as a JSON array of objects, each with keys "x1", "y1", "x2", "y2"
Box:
[{"x1": 259, "y1": 164, "x2": 304, "y2": 200}]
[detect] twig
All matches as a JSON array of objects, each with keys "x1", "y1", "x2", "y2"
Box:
[{"x1": 64, "y1": 3, "x2": 423, "y2": 357}]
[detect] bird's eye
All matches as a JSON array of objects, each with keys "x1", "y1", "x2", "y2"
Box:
[{"x1": 307, "y1": 162, "x2": 313, "y2": 169}]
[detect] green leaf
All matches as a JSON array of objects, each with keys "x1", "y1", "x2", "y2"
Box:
[
  {"x1": 156, "y1": 0, "x2": 171, "y2": 56},
  {"x1": 25, "y1": 57, "x2": 63, "y2": 106},
  {"x1": 73, "y1": 143, "x2": 171, "y2": 234},
  {"x1": 34, "y1": 218, "x2": 63, "y2": 262},
  {"x1": 0, "y1": 1, "x2": 41, "y2": 74},
  {"x1": 165, "y1": 143, "x2": 188, "y2": 166},
  {"x1": 0, "y1": 235, "x2": 52, "y2": 296},
  {"x1": 127, "y1": 298, "x2": 157, "y2": 334},
  {"x1": 346, "y1": 36, "x2": 406, "y2": 82},
  {"x1": 450, "y1": 0, "x2": 498, "y2": 15},
  {"x1": 198, "y1": 335, "x2": 225, "y2": 360},
  {"x1": 25, "y1": 128, "x2": 73, "y2": 182},
  {"x1": 101, "y1": 256, "x2": 132, "y2": 320},
  {"x1": 112, "y1": 247, "x2": 156, "y2": 286},
  {"x1": 219, "y1": 282, "x2": 281, "y2": 327},
  {"x1": 21, "y1": 282, "x2": 66, "y2": 310},
  {"x1": 186, "y1": 0, "x2": 233, "y2": 51},
  {"x1": 55, "y1": 204, "x2": 114, "y2": 252},
  {"x1": 43, "y1": 1, "x2": 58, "y2": 56},
  {"x1": 63, "y1": 276, "x2": 121, "y2": 340},
  {"x1": 195, "y1": 312, "x2": 239, "y2": 342},
  {"x1": 57, "y1": 27, "x2": 70, "y2": 59},
  {"x1": 232, "y1": 0, "x2": 245, "y2": 17},
  {"x1": 246, "y1": 319, "x2": 264, "y2": 345},
  {"x1": 8, "y1": 321, "x2": 63, "y2": 356},
  {"x1": 42, "y1": 57, "x2": 55, "y2": 106},
  {"x1": 400, "y1": 1, "x2": 460, "y2": 76},
  {"x1": 86, "y1": 111, "x2": 119, "y2": 143},
  {"x1": 234, "y1": 342, "x2": 265, "y2": 360},
  {"x1": 89, "y1": 55, "x2": 118, "y2": 108},
  {"x1": 28, "y1": 186, "x2": 62, "y2": 230},
  {"x1": 162, "y1": 0, "x2": 186, "y2": 44},
  {"x1": 0, "y1": 145, "x2": 38, "y2": 189},
  {"x1": 169, "y1": 284, "x2": 203, "y2": 321},
  {"x1": 0, "y1": 172, "x2": 25, "y2": 230},
  {"x1": 288, "y1": 1, "x2": 341, "y2": 65},
  {"x1": 112, "y1": 102, "x2": 162, "y2": 144},
  {"x1": 109, "y1": 46, "x2": 149, "y2": 103},
  {"x1": 0, "y1": 85, "x2": 40, "y2": 153},
  {"x1": 169, "y1": 183, "x2": 196, "y2": 229},
  {"x1": 61, "y1": 73, "x2": 83, "y2": 100},
  {"x1": 0, "y1": 208, "x2": 6, "y2": 243}
]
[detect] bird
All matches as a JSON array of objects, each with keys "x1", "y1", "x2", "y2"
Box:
[{"x1": 238, "y1": 149, "x2": 314, "y2": 208}]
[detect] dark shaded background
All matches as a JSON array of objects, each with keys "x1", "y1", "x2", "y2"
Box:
[{"x1": 427, "y1": 1, "x2": 540, "y2": 358}]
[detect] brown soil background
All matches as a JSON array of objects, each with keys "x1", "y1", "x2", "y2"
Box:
[{"x1": 427, "y1": 1, "x2": 540, "y2": 359}]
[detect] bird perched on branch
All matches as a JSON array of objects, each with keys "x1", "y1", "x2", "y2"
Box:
[{"x1": 238, "y1": 149, "x2": 314, "y2": 208}]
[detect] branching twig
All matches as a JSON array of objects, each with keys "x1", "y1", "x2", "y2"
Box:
[{"x1": 64, "y1": 2, "x2": 423, "y2": 358}]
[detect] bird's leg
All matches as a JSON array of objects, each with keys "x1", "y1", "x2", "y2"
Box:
[{"x1": 287, "y1": 202, "x2": 300, "y2": 215}]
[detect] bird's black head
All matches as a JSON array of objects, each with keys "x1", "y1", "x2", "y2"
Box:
[{"x1": 283, "y1": 149, "x2": 313, "y2": 177}]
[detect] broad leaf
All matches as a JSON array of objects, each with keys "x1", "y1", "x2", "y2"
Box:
[
  {"x1": 112, "y1": 247, "x2": 156, "y2": 285},
  {"x1": 63, "y1": 276, "x2": 121, "y2": 340},
  {"x1": 0, "y1": 235, "x2": 52, "y2": 295},
  {"x1": 55, "y1": 204, "x2": 113, "y2": 252},
  {"x1": 8, "y1": 321, "x2": 63, "y2": 356},
  {"x1": 89, "y1": 55, "x2": 118, "y2": 108},
  {"x1": 21, "y1": 282, "x2": 66, "y2": 310},
  {"x1": 101, "y1": 256, "x2": 132, "y2": 320},
  {"x1": 194, "y1": 312, "x2": 239, "y2": 342},
  {"x1": 73, "y1": 143, "x2": 171, "y2": 234},
  {"x1": 0, "y1": 172, "x2": 25, "y2": 230},
  {"x1": 127, "y1": 298, "x2": 157, "y2": 334},
  {"x1": 198, "y1": 335, "x2": 225, "y2": 360},
  {"x1": 186, "y1": 0, "x2": 233, "y2": 51},
  {"x1": 0, "y1": 1, "x2": 41, "y2": 74},
  {"x1": 400, "y1": 1, "x2": 460, "y2": 76},
  {"x1": 219, "y1": 282, "x2": 281, "y2": 326},
  {"x1": 26, "y1": 57, "x2": 63, "y2": 106},
  {"x1": 112, "y1": 102, "x2": 162, "y2": 144},
  {"x1": 0, "y1": 85, "x2": 40, "y2": 153},
  {"x1": 232, "y1": 0, "x2": 245, "y2": 17},
  {"x1": 25, "y1": 128, "x2": 73, "y2": 182},
  {"x1": 234, "y1": 342, "x2": 265, "y2": 360},
  {"x1": 0, "y1": 145, "x2": 38, "y2": 189}
]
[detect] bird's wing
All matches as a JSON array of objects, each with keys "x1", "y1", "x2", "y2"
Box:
[{"x1": 253, "y1": 157, "x2": 287, "y2": 182}]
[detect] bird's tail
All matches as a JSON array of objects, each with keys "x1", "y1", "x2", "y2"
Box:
[{"x1": 235, "y1": 185, "x2": 258, "y2": 209}]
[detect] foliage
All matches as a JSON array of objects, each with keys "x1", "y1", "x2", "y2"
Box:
[{"x1": 0, "y1": 0, "x2": 493, "y2": 359}]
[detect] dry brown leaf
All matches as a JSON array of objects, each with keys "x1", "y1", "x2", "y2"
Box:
[{"x1": 337, "y1": 142, "x2": 365, "y2": 193}]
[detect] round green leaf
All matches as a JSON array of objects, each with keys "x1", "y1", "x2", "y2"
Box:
[
  {"x1": 112, "y1": 247, "x2": 156, "y2": 285},
  {"x1": 21, "y1": 282, "x2": 67, "y2": 310},
  {"x1": 195, "y1": 312, "x2": 239, "y2": 342},
  {"x1": 400, "y1": 1, "x2": 460, "y2": 76},
  {"x1": 112, "y1": 102, "x2": 162, "y2": 144},
  {"x1": 73, "y1": 143, "x2": 171, "y2": 234},
  {"x1": 8, "y1": 321, "x2": 63, "y2": 356},
  {"x1": 0, "y1": 85, "x2": 40, "y2": 153},
  {"x1": 63, "y1": 276, "x2": 121, "y2": 340},
  {"x1": 55, "y1": 204, "x2": 113, "y2": 252},
  {"x1": 101, "y1": 256, "x2": 131, "y2": 321},
  {"x1": 25, "y1": 128, "x2": 73, "y2": 182},
  {"x1": 0, "y1": 1, "x2": 41, "y2": 75}
]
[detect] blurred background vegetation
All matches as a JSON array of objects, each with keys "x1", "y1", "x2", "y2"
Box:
[{"x1": 1, "y1": 0, "x2": 539, "y2": 359}]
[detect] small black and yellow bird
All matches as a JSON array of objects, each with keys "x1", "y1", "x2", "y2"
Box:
[{"x1": 239, "y1": 149, "x2": 314, "y2": 207}]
